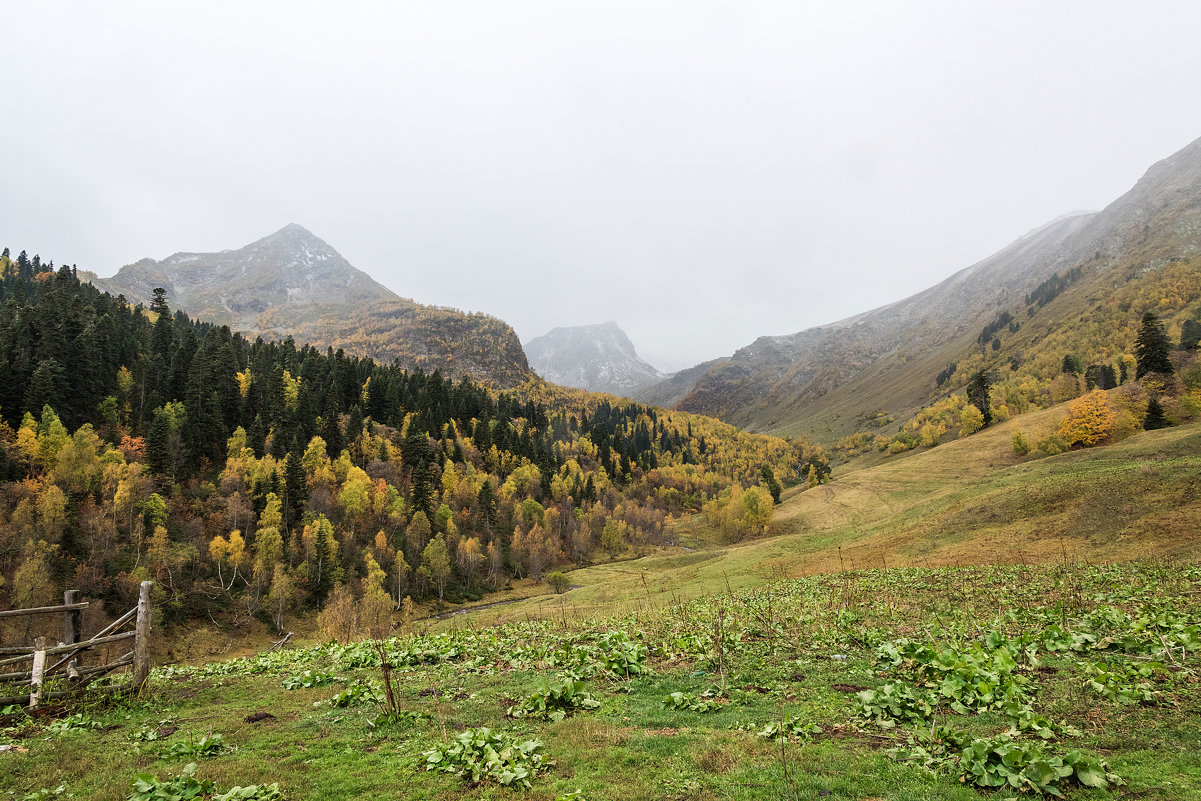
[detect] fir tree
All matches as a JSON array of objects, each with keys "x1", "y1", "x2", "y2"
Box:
[
  {"x1": 1135, "y1": 311, "x2": 1174, "y2": 378},
  {"x1": 966, "y1": 370, "x2": 993, "y2": 426},
  {"x1": 23, "y1": 359, "x2": 64, "y2": 415},
  {"x1": 760, "y1": 465, "x2": 782, "y2": 504},
  {"x1": 1144, "y1": 396, "x2": 1168, "y2": 430},
  {"x1": 247, "y1": 414, "x2": 266, "y2": 459},
  {"x1": 149, "y1": 287, "x2": 170, "y2": 316},
  {"x1": 146, "y1": 409, "x2": 173, "y2": 478},
  {"x1": 284, "y1": 447, "x2": 307, "y2": 528}
]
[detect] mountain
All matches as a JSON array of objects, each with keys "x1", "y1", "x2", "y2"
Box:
[
  {"x1": 639, "y1": 134, "x2": 1201, "y2": 441},
  {"x1": 94, "y1": 225, "x2": 532, "y2": 387},
  {"x1": 92, "y1": 223, "x2": 391, "y2": 331},
  {"x1": 525, "y1": 321, "x2": 669, "y2": 396}
]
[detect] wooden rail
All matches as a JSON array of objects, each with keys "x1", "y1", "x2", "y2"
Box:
[{"x1": 0, "y1": 602, "x2": 88, "y2": 619}]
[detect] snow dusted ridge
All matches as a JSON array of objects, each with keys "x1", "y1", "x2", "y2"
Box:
[
  {"x1": 525, "y1": 321, "x2": 670, "y2": 397},
  {"x1": 95, "y1": 224, "x2": 395, "y2": 330}
]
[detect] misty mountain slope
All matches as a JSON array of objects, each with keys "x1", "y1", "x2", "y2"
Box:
[
  {"x1": 643, "y1": 134, "x2": 1201, "y2": 441},
  {"x1": 637, "y1": 211, "x2": 1096, "y2": 437},
  {"x1": 525, "y1": 321, "x2": 668, "y2": 396},
  {"x1": 95, "y1": 224, "x2": 532, "y2": 387}
]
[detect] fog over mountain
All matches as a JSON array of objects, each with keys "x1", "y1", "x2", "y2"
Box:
[
  {"x1": 4, "y1": 5, "x2": 1201, "y2": 371},
  {"x1": 525, "y1": 321, "x2": 668, "y2": 396}
]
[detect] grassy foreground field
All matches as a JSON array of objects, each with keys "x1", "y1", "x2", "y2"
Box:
[{"x1": 3, "y1": 561, "x2": 1200, "y2": 800}]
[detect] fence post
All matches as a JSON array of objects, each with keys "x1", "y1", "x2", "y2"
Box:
[
  {"x1": 63, "y1": 589, "x2": 81, "y2": 678},
  {"x1": 133, "y1": 581, "x2": 152, "y2": 694},
  {"x1": 29, "y1": 637, "x2": 46, "y2": 709}
]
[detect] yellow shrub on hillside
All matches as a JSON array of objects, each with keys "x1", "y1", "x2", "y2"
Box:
[{"x1": 1057, "y1": 389, "x2": 1116, "y2": 447}]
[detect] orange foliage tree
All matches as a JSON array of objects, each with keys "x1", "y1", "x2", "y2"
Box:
[{"x1": 1057, "y1": 389, "x2": 1117, "y2": 447}]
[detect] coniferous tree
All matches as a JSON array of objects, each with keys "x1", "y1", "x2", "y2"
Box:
[
  {"x1": 760, "y1": 465, "x2": 782, "y2": 504},
  {"x1": 476, "y1": 479, "x2": 496, "y2": 532},
  {"x1": 149, "y1": 287, "x2": 170, "y2": 315},
  {"x1": 410, "y1": 461, "x2": 434, "y2": 518},
  {"x1": 1135, "y1": 311, "x2": 1174, "y2": 378},
  {"x1": 247, "y1": 414, "x2": 266, "y2": 459},
  {"x1": 320, "y1": 393, "x2": 344, "y2": 456},
  {"x1": 1144, "y1": 396, "x2": 1168, "y2": 430},
  {"x1": 146, "y1": 409, "x2": 173, "y2": 477},
  {"x1": 966, "y1": 370, "x2": 993, "y2": 426},
  {"x1": 24, "y1": 359, "x2": 64, "y2": 415},
  {"x1": 283, "y1": 446, "x2": 307, "y2": 529}
]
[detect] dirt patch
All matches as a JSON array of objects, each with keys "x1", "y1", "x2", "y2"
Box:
[
  {"x1": 824, "y1": 723, "x2": 897, "y2": 750},
  {"x1": 831, "y1": 683, "x2": 869, "y2": 693},
  {"x1": 156, "y1": 725, "x2": 178, "y2": 737},
  {"x1": 695, "y1": 748, "x2": 738, "y2": 774}
]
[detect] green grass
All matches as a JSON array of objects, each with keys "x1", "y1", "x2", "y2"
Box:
[{"x1": 4, "y1": 562, "x2": 1201, "y2": 800}]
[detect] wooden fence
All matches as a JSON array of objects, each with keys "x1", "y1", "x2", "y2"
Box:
[{"x1": 0, "y1": 581, "x2": 152, "y2": 708}]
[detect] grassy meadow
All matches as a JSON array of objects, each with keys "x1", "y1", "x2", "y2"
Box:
[{"x1": 3, "y1": 562, "x2": 1200, "y2": 800}]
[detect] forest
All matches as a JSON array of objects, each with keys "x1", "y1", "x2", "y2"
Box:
[{"x1": 0, "y1": 248, "x2": 826, "y2": 636}]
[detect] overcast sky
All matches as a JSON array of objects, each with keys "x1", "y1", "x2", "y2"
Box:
[{"x1": 3, "y1": 3, "x2": 1200, "y2": 371}]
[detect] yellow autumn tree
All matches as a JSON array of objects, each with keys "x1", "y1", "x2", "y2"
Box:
[
  {"x1": 360, "y1": 552, "x2": 393, "y2": 638},
  {"x1": 958, "y1": 406, "x2": 985, "y2": 437},
  {"x1": 1057, "y1": 389, "x2": 1117, "y2": 447},
  {"x1": 209, "y1": 529, "x2": 247, "y2": 591}
]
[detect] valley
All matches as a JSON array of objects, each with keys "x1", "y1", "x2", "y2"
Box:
[{"x1": 1, "y1": 134, "x2": 1200, "y2": 801}]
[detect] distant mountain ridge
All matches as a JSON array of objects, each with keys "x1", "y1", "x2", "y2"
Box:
[
  {"x1": 95, "y1": 225, "x2": 532, "y2": 387},
  {"x1": 525, "y1": 321, "x2": 669, "y2": 396},
  {"x1": 639, "y1": 134, "x2": 1201, "y2": 440}
]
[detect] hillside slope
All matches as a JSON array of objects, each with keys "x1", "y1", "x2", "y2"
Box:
[
  {"x1": 643, "y1": 134, "x2": 1201, "y2": 442},
  {"x1": 525, "y1": 321, "x2": 668, "y2": 396},
  {"x1": 447, "y1": 416, "x2": 1201, "y2": 625},
  {"x1": 95, "y1": 224, "x2": 532, "y2": 387}
]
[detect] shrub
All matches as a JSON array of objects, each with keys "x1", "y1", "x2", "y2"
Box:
[
  {"x1": 546, "y1": 571, "x2": 570, "y2": 594},
  {"x1": 1011, "y1": 428, "x2": 1030, "y2": 456},
  {"x1": 1035, "y1": 434, "x2": 1068, "y2": 457}
]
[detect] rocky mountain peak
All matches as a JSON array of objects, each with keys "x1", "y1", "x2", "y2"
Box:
[
  {"x1": 526, "y1": 321, "x2": 669, "y2": 397},
  {"x1": 92, "y1": 226, "x2": 532, "y2": 387}
]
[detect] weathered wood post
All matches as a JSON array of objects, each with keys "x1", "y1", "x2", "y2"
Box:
[
  {"x1": 132, "y1": 581, "x2": 152, "y2": 694},
  {"x1": 63, "y1": 589, "x2": 81, "y2": 679},
  {"x1": 29, "y1": 637, "x2": 46, "y2": 709}
]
